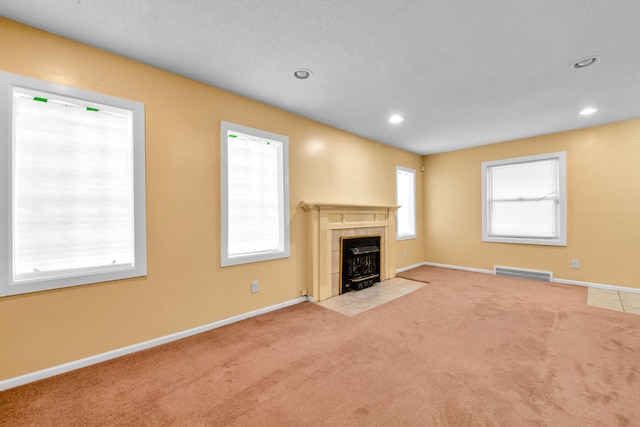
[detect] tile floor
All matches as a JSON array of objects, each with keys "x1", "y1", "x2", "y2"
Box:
[
  {"x1": 315, "y1": 277, "x2": 427, "y2": 317},
  {"x1": 587, "y1": 287, "x2": 640, "y2": 314},
  {"x1": 316, "y1": 277, "x2": 640, "y2": 316}
]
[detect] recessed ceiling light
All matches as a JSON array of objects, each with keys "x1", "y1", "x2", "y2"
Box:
[
  {"x1": 389, "y1": 115, "x2": 403, "y2": 123},
  {"x1": 293, "y1": 69, "x2": 312, "y2": 79},
  {"x1": 579, "y1": 107, "x2": 597, "y2": 115},
  {"x1": 572, "y1": 56, "x2": 600, "y2": 69}
]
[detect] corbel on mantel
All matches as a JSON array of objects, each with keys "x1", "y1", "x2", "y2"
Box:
[{"x1": 300, "y1": 201, "x2": 400, "y2": 302}]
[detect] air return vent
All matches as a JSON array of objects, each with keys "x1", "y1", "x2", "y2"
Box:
[{"x1": 494, "y1": 266, "x2": 552, "y2": 282}]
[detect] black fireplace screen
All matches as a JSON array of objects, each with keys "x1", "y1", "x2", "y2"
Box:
[{"x1": 340, "y1": 235, "x2": 381, "y2": 293}]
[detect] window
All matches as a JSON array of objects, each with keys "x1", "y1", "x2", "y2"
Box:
[
  {"x1": 396, "y1": 166, "x2": 416, "y2": 240},
  {"x1": 0, "y1": 71, "x2": 146, "y2": 297},
  {"x1": 482, "y1": 152, "x2": 566, "y2": 246},
  {"x1": 220, "y1": 121, "x2": 290, "y2": 266}
]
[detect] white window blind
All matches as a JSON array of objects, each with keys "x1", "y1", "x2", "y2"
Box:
[
  {"x1": 482, "y1": 152, "x2": 566, "y2": 246},
  {"x1": 221, "y1": 121, "x2": 290, "y2": 266},
  {"x1": 0, "y1": 71, "x2": 146, "y2": 297},
  {"x1": 13, "y1": 89, "x2": 134, "y2": 280},
  {"x1": 396, "y1": 166, "x2": 416, "y2": 239}
]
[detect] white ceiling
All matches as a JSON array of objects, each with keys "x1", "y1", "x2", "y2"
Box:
[{"x1": 1, "y1": 1, "x2": 639, "y2": 155}]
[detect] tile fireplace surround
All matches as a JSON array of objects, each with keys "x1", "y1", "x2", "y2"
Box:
[{"x1": 301, "y1": 202, "x2": 399, "y2": 302}]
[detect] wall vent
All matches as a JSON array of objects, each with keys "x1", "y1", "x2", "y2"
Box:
[{"x1": 494, "y1": 266, "x2": 552, "y2": 282}]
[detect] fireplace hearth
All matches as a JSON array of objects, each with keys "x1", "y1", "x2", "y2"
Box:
[{"x1": 341, "y1": 235, "x2": 381, "y2": 293}]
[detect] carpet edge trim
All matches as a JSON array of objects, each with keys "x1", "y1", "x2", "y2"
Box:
[
  {"x1": 414, "y1": 261, "x2": 640, "y2": 294},
  {"x1": 420, "y1": 262, "x2": 494, "y2": 275},
  {"x1": 0, "y1": 296, "x2": 309, "y2": 391}
]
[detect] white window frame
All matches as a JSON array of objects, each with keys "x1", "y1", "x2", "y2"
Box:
[
  {"x1": 220, "y1": 121, "x2": 290, "y2": 267},
  {"x1": 0, "y1": 71, "x2": 147, "y2": 297},
  {"x1": 482, "y1": 152, "x2": 566, "y2": 246},
  {"x1": 396, "y1": 165, "x2": 417, "y2": 240}
]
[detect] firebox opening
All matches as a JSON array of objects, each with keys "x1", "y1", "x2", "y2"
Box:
[{"x1": 340, "y1": 235, "x2": 381, "y2": 294}]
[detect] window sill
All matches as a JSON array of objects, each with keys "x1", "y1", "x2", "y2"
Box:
[{"x1": 482, "y1": 236, "x2": 566, "y2": 246}]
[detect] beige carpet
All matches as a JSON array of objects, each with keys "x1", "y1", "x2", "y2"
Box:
[{"x1": 1, "y1": 266, "x2": 639, "y2": 426}]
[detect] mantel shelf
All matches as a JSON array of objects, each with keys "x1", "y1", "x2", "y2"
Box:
[{"x1": 300, "y1": 201, "x2": 400, "y2": 212}]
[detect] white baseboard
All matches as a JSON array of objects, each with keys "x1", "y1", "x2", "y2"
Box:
[
  {"x1": 552, "y1": 278, "x2": 640, "y2": 294},
  {"x1": 421, "y1": 262, "x2": 494, "y2": 275},
  {"x1": 395, "y1": 262, "x2": 428, "y2": 273},
  {"x1": 403, "y1": 261, "x2": 640, "y2": 294},
  {"x1": 0, "y1": 296, "x2": 309, "y2": 392}
]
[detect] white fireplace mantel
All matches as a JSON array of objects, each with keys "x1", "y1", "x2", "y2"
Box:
[{"x1": 301, "y1": 202, "x2": 399, "y2": 301}]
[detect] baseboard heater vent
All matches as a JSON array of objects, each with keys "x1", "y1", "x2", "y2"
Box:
[{"x1": 494, "y1": 266, "x2": 552, "y2": 282}]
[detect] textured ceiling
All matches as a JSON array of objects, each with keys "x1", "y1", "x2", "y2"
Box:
[{"x1": 1, "y1": 1, "x2": 639, "y2": 155}]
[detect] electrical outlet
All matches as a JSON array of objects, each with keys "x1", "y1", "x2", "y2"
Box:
[
  {"x1": 251, "y1": 280, "x2": 259, "y2": 293},
  {"x1": 403, "y1": 249, "x2": 408, "y2": 257},
  {"x1": 571, "y1": 259, "x2": 580, "y2": 269},
  {"x1": 301, "y1": 289, "x2": 308, "y2": 297}
]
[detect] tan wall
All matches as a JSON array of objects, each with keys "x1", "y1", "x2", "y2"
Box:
[
  {"x1": 0, "y1": 19, "x2": 424, "y2": 380},
  {"x1": 423, "y1": 119, "x2": 640, "y2": 289}
]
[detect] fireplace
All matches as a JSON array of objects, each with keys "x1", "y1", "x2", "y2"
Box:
[
  {"x1": 341, "y1": 235, "x2": 380, "y2": 293},
  {"x1": 301, "y1": 202, "x2": 399, "y2": 301}
]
